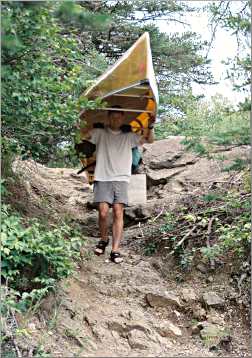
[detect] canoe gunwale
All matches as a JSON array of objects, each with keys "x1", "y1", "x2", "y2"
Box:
[
  {"x1": 80, "y1": 79, "x2": 157, "y2": 118},
  {"x1": 94, "y1": 107, "x2": 154, "y2": 114},
  {"x1": 98, "y1": 80, "x2": 151, "y2": 100}
]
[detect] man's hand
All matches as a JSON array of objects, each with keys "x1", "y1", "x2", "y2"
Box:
[
  {"x1": 148, "y1": 113, "x2": 155, "y2": 124},
  {"x1": 148, "y1": 114, "x2": 155, "y2": 129},
  {"x1": 139, "y1": 114, "x2": 155, "y2": 145}
]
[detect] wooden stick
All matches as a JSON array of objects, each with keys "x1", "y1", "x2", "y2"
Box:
[
  {"x1": 10, "y1": 310, "x2": 22, "y2": 358},
  {"x1": 168, "y1": 224, "x2": 197, "y2": 256},
  {"x1": 152, "y1": 206, "x2": 165, "y2": 222},
  {"x1": 207, "y1": 217, "x2": 215, "y2": 270}
]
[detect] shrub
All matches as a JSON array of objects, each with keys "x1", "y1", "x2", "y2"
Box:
[
  {"x1": 1, "y1": 205, "x2": 83, "y2": 309},
  {"x1": 156, "y1": 94, "x2": 250, "y2": 154}
]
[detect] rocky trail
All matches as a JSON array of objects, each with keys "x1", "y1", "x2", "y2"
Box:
[
  {"x1": 11, "y1": 137, "x2": 250, "y2": 357},
  {"x1": 15, "y1": 239, "x2": 250, "y2": 357}
]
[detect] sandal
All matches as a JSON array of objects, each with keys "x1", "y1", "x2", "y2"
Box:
[
  {"x1": 94, "y1": 240, "x2": 109, "y2": 256},
  {"x1": 110, "y1": 251, "x2": 123, "y2": 264}
]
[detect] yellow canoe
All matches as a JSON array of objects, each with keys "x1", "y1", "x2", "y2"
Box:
[
  {"x1": 77, "y1": 32, "x2": 158, "y2": 184},
  {"x1": 79, "y1": 32, "x2": 159, "y2": 131}
]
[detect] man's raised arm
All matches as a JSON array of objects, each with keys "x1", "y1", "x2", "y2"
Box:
[{"x1": 139, "y1": 115, "x2": 155, "y2": 144}]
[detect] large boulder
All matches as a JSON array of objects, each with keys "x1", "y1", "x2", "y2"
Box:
[{"x1": 141, "y1": 138, "x2": 250, "y2": 194}]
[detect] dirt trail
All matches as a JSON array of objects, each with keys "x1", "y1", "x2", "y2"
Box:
[
  {"x1": 24, "y1": 236, "x2": 249, "y2": 358},
  {"x1": 11, "y1": 156, "x2": 250, "y2": 357}
]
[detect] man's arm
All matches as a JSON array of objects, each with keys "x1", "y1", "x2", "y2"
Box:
[
  {"x1": 139, "y1": 127, "x2": 155, "y2": 144},
  {"x1": 139, "y1": 114, "x2": 155, "y2": 144}
]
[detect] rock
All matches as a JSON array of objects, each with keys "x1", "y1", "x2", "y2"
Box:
[
  {"x1": 196, "y1": 264, "x2": 208, "y2": 274},
  {"x1": 127, "y1": 329, "x2": 149, "y2": 349},
  {"x1": 40, "y1": 293, "x2": 58, "y2": 318},
  {"x1": 143, "y1": 137, "x2": 185, "y2": 158},
  {"x1": 206, "y1": 276, "x2": 214, "y2": 283},
  {"x1": 192, "y1": 304, "x2": 207, "y2": 320},
  {"x1": 108, "y1": 320, "x2": 149, "y2": 335},
  {"x1": 124, "y1": 204, "x2": 153, "y2": 223},
  {"x1": 202, "y1": 292, "x2": 225, "y2": 309},
  {"x1": 181, "y1": 287, "x2": 197, "y2": 302},
  {"x1": 27, "y1": 323, "x2": 36, "y2": 331},
  {"x1": 126, "y1": 321, "x2": 150, "y2": 334},
  {"x1": 146, "y1": 292, "x2": 182, "y2": 308},
  {"x1": 191, "y1": 324, "x2": 201, "y2": 335},
  {"x1": 174, "y1": 310, "x2": 181, "y2": 318},
  {"x1": 149, "y1": 152, "x2": 197, "y2": 170},
  {"x1": 147, "y1": 167, "x2": 185, "y2": 186},
  {"x1": 107, "y1": 321, "x2": 126, "y2": 334},
  {"x1": 200, "y1": 323, "x2": 229, "y2": 348},
  {"x1": 207, "y1": 309, "x2": 225, "y2": 326},
  {"x1": 156, "y1": 320, "x2": 182, "y2": 337}
]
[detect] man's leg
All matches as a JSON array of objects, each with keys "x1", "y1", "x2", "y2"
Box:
[
  {"x1": 94, "y1": 202, "x2": 110, "y2": 255},
  {"x1": 98, "y1": 202, "x2": 110, "y2": 241},
  {"x1": 112, "y1": 203, "x2": 124, "y2": 252}
]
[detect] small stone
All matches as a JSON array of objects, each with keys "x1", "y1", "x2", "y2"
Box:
[
  {"x1": 207, "y1": 309, "x2": 225, "y2": 326},
  {"x1": 146, "y1": 292, "x2": 182, "y2": 308},
  {"x1": 206, "y1": 276, "x2": 214, "y2": 283},
  {"x1": 174, "y1": 310, "x2": 181, "y2": 318},
  {"x1": 127, "y1": 329, "x2": 148, "y2": 349},
  {"x1": 27, "y1": 323, "x2": 36, "y2": 331},
  {"x1": 202, "y1": 292, "x2": 225, "y2": 308},
  {"x1": 192, "y1": 305, "x2": 207, "y2": 320},
  {"x1": 191, "y1": 324, "x2": 201, "y2": 335},
  {"x1": 197, "y1": 264, "x2": 208, "y2": 274},
  {"x1": 181, "y1": 287, "x2": 197, "y2": 302},
  {"x1": 157, "y1": 320, "x2": 182, "y2": 337}
]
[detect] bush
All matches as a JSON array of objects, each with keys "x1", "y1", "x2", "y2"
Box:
[
  {"x1": 1, "y1": 204, "x2": 83, "y2": 310},
  {"x1": 140, "y1": 176, "x2": 250, "y2": 271},
  {"x1": 156, "y1": 94, "x2": 250, "y2": 153}
]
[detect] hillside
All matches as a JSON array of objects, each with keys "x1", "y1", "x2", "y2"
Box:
[{"x1": 2, "y1": 138, "x2": 250, "y2": 357}]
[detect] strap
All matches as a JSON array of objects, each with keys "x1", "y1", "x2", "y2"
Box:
[
  {"x1": 110, "y1": 252, "x2": 121, "y2": 258},
  {"x1": 77, "y1": 161, "x2": 96, "y2": 175},
  {"x1": 96, "y1": 240, "x2": 109, "y2": 248}
]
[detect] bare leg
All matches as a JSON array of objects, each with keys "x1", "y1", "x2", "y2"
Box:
[
  {"x1": 112, "y1": 203, "x2": 124, "y2": 252},
  {"x1": 98, "y1": 202, "x2": 110, "y2": 241}
]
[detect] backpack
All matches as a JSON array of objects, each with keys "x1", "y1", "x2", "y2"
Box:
[{"x1": 131, "y1": 147, "x2": 142, "y2": 174}]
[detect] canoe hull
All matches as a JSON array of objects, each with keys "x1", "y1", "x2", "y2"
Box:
[
  {"x1": 77, "y1": 32, "x2": 158, "y2": 184},
  {"x1": 80, "y1": 32, "x2": 159, "y2": 128}
]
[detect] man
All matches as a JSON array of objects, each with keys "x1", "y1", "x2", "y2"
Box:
[{"x1": 82, "y1": 106, "x2": 155, "y2": 263}]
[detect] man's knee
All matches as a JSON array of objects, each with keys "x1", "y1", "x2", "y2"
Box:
[
  {"x1": 113, "y1": 205, "x2": 124, "y2": 220},
  {"x1": 99, "y1": 204, "x2": 109, "y2": 220}
]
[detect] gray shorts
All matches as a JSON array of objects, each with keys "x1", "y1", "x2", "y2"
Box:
[{"x1": 93, "y1": 181, "x2": 129, "y2": 205}]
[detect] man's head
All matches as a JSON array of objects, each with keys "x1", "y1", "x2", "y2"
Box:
[{"x1": 108, "y1": 105, "x2": 124, "y2": 130}]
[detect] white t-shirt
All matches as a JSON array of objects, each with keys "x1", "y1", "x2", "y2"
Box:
[{"x1": 90, "y1": 128, "x2": 140, "y2": 182}]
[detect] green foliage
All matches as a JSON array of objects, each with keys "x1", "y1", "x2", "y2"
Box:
[
  {"x1": 1, "y1": 204, "x2": 83, "y2": 310},
  {"x1": 208, "y1": 1, "x2": 251, "y2": 96},
  {"x1": 156, "y1": 94, "x2": 250, "y2": 154},
  {"x1": 1, "y1": 1, "x2": 215, "y2": 166},
  {"x1": 1, "y1": 1, "x2": 108, "y2": 164},
  {"x1": 142, "y1": 179, "x2": 250, "y2": 271},
  {"x1": 160, "y1": 212, "x2": 175, "y2": 233},
  {"x1": 144, "y1": 242, "x2": 157, "y2": 256},
  {"x1": 223, "y1": 158, "x2": 250, "y2": 172},
  {"x1": 56, "y1": 1, "x2": 111, "y2": 31},
  {"x1": 201, "y1": 195, "x2": 250, "y2": 259},
  {"x1": 89, "y1": 0, "x2": 213, "y2": 94},
  {"x1": 202, "y1": 193, "x2": 223, "y2": 202}
]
